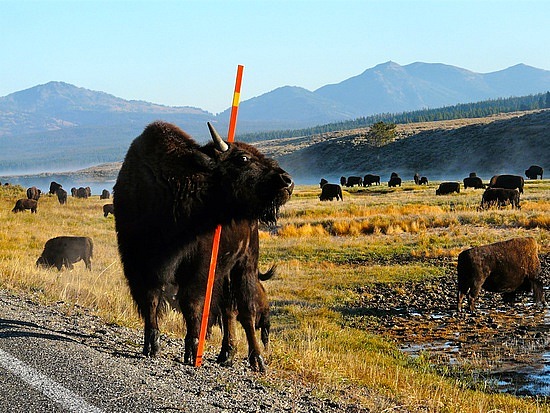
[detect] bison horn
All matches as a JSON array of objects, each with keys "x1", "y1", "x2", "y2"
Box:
[{"x1": 207, "y1": 122, "x2": 229, "y2": 152}]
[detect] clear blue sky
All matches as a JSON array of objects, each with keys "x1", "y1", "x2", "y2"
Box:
[{"x1": 2, "y1": 0, "x2": 549, "y2": 114}]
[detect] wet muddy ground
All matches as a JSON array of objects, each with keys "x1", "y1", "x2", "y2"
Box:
[{"x1": 344, "y1": 254, "x2": 550, "y2": 398}]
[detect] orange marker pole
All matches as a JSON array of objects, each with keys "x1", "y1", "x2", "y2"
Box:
[{"x1": 195, "y1": 65, "x2": 244, "y2": 367}]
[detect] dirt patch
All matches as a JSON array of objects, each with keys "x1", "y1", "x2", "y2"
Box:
[{"x1": 343, "y1": 254, "x2": 550, "y2": 397}]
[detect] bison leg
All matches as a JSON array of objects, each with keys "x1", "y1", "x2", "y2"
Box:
[
  {"x1": 182, "y1": 303, "x2": 201, "y2": 365},
  {"x1": 142, "y1": 293, "x2": 162, "y2": 357},
  {"x1": 532, "y1": 280, "x2": 546, "y2": 306},
  {"x1": 83, "y1": 257, "x2": 92, "y2": 270},
  {"x1": 241, "y1": 316, "x2": 266, "y2": 372},
  {"x1": 217, "y1": 310, "x2": 237, "y2": 366}
]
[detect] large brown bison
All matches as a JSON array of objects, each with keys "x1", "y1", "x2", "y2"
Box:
[
  {"x1": 12, "y1": 198, "x2": 37, "y2": 213},
  {"x1": 481, "y1": 188, "x2": 520, "y2": 209},
  {"x1": 457, "y1": 237, "x2": 544, "y2": 312},
  {"x1": 100, "y1": 189, "x2": 110, "y2": 199},
  {"x1": 56, "y1": 188, "x2": 68, "y2": 205},
  {"x1": 525, "y1": 165, "x2": 543, "y2": 180},
  {"x1": 319, "y1": 183, "x2": 343, "y2": 201},
  {"x1": 36, "y1": 236, "x2": 93, "y2": 270},
  {"x1": 388, "y1": 172, "x2": 401, "y2": 187},
  {"x1": 436, "y1": 182, "x2": 460, "y2": 195},
  {"x1": 113, "y1": 121, "x2": 293, "y2": 372},
  {"x1": 49, "y1": 181, "x2": 62, "y2": 195},
  {"x1": 26, "y1": 186, "x2": 41, "y2": 200},
  {"x1": 103, "y1": 203, "x2": 114, "y2": 217},
  {"x1": 489, "y1": 174, "x2": 524, "y2": 194}
]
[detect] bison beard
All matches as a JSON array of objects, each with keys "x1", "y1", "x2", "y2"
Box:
[{"x1": 113, "y1": 121, "x2": 293, "y2": 372}]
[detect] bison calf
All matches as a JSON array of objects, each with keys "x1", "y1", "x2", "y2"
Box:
[
  {"x1": 36, "y1": 236, "x2": 93, "y2": 270},
  {"x1": 457, "y1": 237, "x2": 544, "y2": 313},
  {"x1": 103, "y1": 203, "x2": 114, "y2": 217},
  {"x1": 12, "y1": 198, "x2": 37, "y2": 213}
]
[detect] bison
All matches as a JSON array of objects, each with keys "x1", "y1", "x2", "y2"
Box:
[
  {"x1": 76, "y1": 187, "x2": 89, "y2": 198},
  {"x1": 340, "y1": 176, "x2": 346, "y2": 186},
  {"x1": 319, "y1": 183, "x2": 343, "y2": 201},
  {"x1": 525, "y1": 165, "x2": 543, "y2": 180},
  {"x1": 436, "y1": 182, "x2": 460, "y2": 195},
  {"x1": 481, "y1": 188, "x2": 520, "y2": 209},
  {"x1": 388, "y1": 173, "x2": 401, "y2": 187},
  {"x1": 419, "y1": 176, "x2": 428, "y2": 185},
  {"x1": 363, "y1": 174, "x2": 380, "y2": 186},
  {"x1": 56, "y1": 188, "x2": 68, "y2": 205},
  {"x1": 345, "y1": 176, "x2": 362, "y2": 187},
  {"x1": 413, "y1": 173, "x2": 420, "y2": 185},
  {"x1": 113, "y1": 121, "x2": 293, "y2": 372},
  {"x1": 457, "y1": 237, "x2": 544, "y2": 313},
  {"x1": 100, "y1": 189, "x2": 110, "y2": 199},
  {"x1": 49, "y1": 181, "x2": 62, "y2": 195},
  {"x1": 463, "y1": 176, "x2": 485, "y2": 189},
  {"x1": 36, "y1": 236, "x2": 93, "y2": 270},
  {"x1": 26, "y1": 186, "x2": 41, "y2": 200},
  {"x1": 489, "y1": 174, "x2": 524, "y2": 194},
  {"x1": 103, "y1": 203, "x2": 114, "y2": 217},
  {"x1": 12, "y1": 198, "x2": 37, "y2": 213}
]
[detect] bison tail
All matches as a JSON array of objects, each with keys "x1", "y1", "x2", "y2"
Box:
[{"x1": 259, "y1": 265, "x2": 277, "y2": 281}]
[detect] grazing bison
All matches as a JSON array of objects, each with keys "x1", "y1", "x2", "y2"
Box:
[
  {"x1": 103, "y1": 203, "x2": 114, "y2": 217},
  {"x1": 76, "y1": 187, "x2": 89, "y2": 198},
  {"x1": 388, "y1": 173, "x2": 401, "y2": 187},
  {"x1": 436, "y1": 182, "x2": 460, "y2": 195},
  {"x1": 457, "y1": 237, "x2": 544, "y2": 313},
  {"x1": 56, "y1": 188, "x2": 68, "y2": 205},
  {"x1": 49, "y1": 181, "x2": 62, "y2": 195},
  {"x1": 26, "y1": 186, "x2": 41, "y2": 200},
  {"x1": 12, "y1": 198, "x2": 37, "y2": 213},
  {"x1": 113, "y1": 121, "x2": 293, "y2": 372},
  {"x1": 481, "y1": 188, "x2": 520, "y2": 209},
  {"x1": 363, "y1": 174, "x2": 380, "y2": 186},
  {"x1": 36, "y1": 236, "x2": 93, "y2": 271},
  {"x1": 319, "y1": 183, "x2": 343, "y2": 201},
  {"x1": 463, "y1": 176, "x2": 485, "y2": 189},
  {"x1": 419, "y1": 176, "x2": 428, "y2": 185},
  {"x1": 346, "y1": 176, "x2": 362, "y2": 187},
  {"x1": 489, "y1": 174, "x2": 524, "y2": 194},
  {"x1": 525, "y1": 165, "x2": 543, "y2": 180},
  {"x1": 100, "y1": 189, "x2": 110, "y2": 199}
]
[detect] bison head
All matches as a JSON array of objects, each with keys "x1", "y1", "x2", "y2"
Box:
[{"x1": 203, "y1": 123, "x2": 293, "y2": 225}]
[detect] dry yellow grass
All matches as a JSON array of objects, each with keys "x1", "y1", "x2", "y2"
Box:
[{"x1": 1, "y1": 180, "x2": 550, "y2": 412}]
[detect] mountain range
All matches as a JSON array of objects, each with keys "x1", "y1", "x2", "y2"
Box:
[{"x1": 1, "y1": 61, "x2": 550, "y2": 174}]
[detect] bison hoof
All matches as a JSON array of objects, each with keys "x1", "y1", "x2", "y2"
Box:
[
  {"x1": 143, "y1": 328, "x2": 161, "y2": 356},
  {"x1": 249, "y1": 353, "x2": 266, "y2": 373},
  {"x1": 216, "y1": 346, "x2": 236, "y2": 366},
  {"x1": 184, "y1": 338, "x2": 199, "y2": 365}
]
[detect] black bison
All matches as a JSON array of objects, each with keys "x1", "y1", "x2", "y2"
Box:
[
  {"x1": 413, "y1": 173, "x2": 420, "y2": 185},
  {"x1": 463, "y1": 176, "x2": 485, "y2": 189},
  {"x1": 113, "y1": 121, "x2": 293, "y2": 372},
  {"x1": 36, "y1": 236, "x2": 93, "y2": 270},
  {"x1": 363, "y1": 174, "x2": 380, "y2": 186},
  {"x1": 436, "y1": 182, "x2": 460, "y2": 195},
  {"x1": 346, "y1": 176, "x2": 362, "y2": 187},
  {"x1": 419, "y1": 176, "x2": 428, "y2": 185},
  {"x1": 319, "y1": 178, "x2": 328, "y2": 188},
  {"x1": 340, "y1": 176, "x2": 346, "y2": 186},
  {"x1": 12, "y1": 198, "x2": 38, "y2": 213},
  {"x1": 103, "y1": 203, "x2": 114, "y2": 217},
  {"x1": 457, "y1": 237, "x2": 544, "y2": 312},
  {"x1": 71, "y1": 187, "x2": 77, "y2": 197},
  {"x1": 388, "y1": 173, "x2": 401, "y2": 187},
  {"x1": 525, "y1": 165, "x2": 543, "y2": 180},
  {"x1": 319, "y1": 183, "x2": 343, "y2": 201},
  {"x1": 481, "y1": 188, "x2": 520, "y2": 209},
  {"x1": 56, "y1": 188, "x2": 68, "y2": 205},
  {"x1": 26, "y1": 186, "x2": 41, "y2": 200},
  {"x1": 489, "y1": 174, "x2": 524, "y2": 194},
  {"x1": 100, "y1": 189, "x2": 110, "y2": 199},
  {"x1": 76, "y1": 187, "x2": 89, "y2": 198},
  {"x1": 49, "y1": 181, "x2": 62, "y2": 195}
]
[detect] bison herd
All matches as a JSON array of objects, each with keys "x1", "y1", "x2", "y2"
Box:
[
  {"x1": 319, "y1": 166, "x2": 544, "y2": 211},
  {"x1": 4, "y1": 120, "x2": 546, "y2": 374}
]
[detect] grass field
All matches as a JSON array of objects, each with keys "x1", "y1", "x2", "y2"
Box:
[{"x1": 1, "y1": 179, "x2": 549, "y2": 412}]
